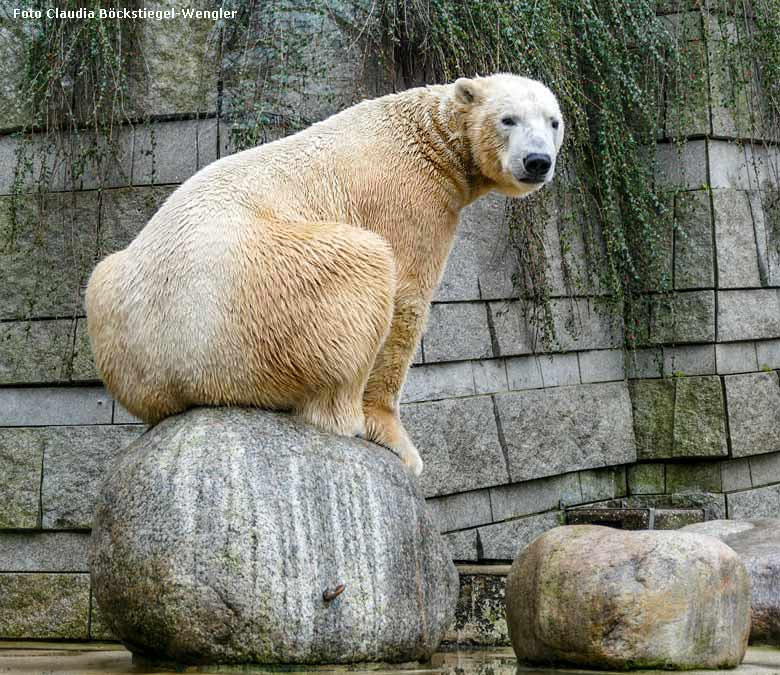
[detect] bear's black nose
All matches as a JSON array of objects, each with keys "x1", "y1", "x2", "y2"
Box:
[{"x1": 523, "y1": 153, "x2": 552, "y2": 177}]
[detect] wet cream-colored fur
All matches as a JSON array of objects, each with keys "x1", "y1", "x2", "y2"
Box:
[{"x1": 86, "y1": 74, "x2": 564, "y2": 476}]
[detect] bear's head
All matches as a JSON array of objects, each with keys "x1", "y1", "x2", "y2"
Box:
[{"x1": 453, "y1": 73, "x2": 564, "y2": 198}]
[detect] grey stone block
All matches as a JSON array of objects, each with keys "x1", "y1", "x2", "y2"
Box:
[
  {"x1": 643, "y1": 192, "x2": 675, "y2": 294},
  {"x1": 579, "y1": 349, "x2": 625, "y2": 383},
  {"x1": 653, "y1": 508, "x2": 706, "y2": 529},
  {"x1": 413, "y1": 342, "x2": 423, "y2": 365},
  {"x1": 226, "y1": 4, "x2": 384, "y2": 123},
  {"x1": 579, "y1": 466, "x2": 628, "y2": 503},
  {"x1": 542, "y1": 192, "x2": 594, "y2": 297},
  {"x1": 0, "y1": 429, "x2": 42, "y2": 528},
  {"x1": 0, "y1": 320, "x2": 75, "y2": 384},
  {"x1": 619, "y1": 493, "x2": 727, "y2": 520},
  {"x1": 472, "y1": 359, "x2": 508, "y2": 395},
  {"x1": 727, "y1": 484, "x2": 780, "y2": 519},
  {"x1": 447, "y1": 568, "x2": 510, "y2": 645},
  {"x1": 503, "y1": 190, "x2": 601, "y2": 299},
  {"x1": 721, "y1": 458, "x2": 752, "y2": 492},
  {"x1": 70, "y1": 319, "x2": 99, "y2": 382},
  {"x1": 401, "y1": 362, "x2": 475, "y2": 404},
  {"x1": 40, "y1": 425, "x2": 145, "y2": 528},
  {"x1": 752, "y1": 191, "x2": 780, "y2": 286},
  {"x1": 551, "y1": 299, "x2": 623, "y2": 352},
  {"x1": 673, "y1": 376, "x2": 728, "y2": 458},
  {"x1": 489, "y1": 474, "x2": 580, "y2": 521},
  {"x1": 666, "y1": 462, "x2": 722, "y2": 493},
  {"x1": 716, "y1": 342, "x2": 758, "y2": 374},
  {"x1": 626, "y1": 348, "x2": 663, "y2": 378},
  {"x1": 0, "y1": 20, "x2": 27, "y2": 131},
  {"x1": 629, "y1": 379, "x2": 675, "y2": 460},
  {"x1": 0, "y1": 532, "x2": 91, "y2": 571},
  {"x1": 436, "y1": 195, "x2": 509, "y2": 302},
  {"x1": 0, "y1": 573, "x2": 89, "y2": 640},
  {"x1": 667, "y1": 59, "x2": 709, "y2": 137},
  {"x1": 495, "y1": 382, "x2": 636, "y2": 483},
  {"x1": 708, "y1": 141, "x2": 758, "y2": 191},
  {"x1": 423, "y1": 303, "x2": 492, "y2": 362},
  {"x1": 488, "y1": 302, "x2": 534, "y2": 356},
  {"x1": 713, "y1": 190, "x2": 762, "y2": 288},
  {"x1": 628, "y1": 463, "x2": 666, "y2": 495},
  {"x1": 650, "y1": 291, "x2": 715, "y2": 344},
  {"x1": 539, "y1": 353, "x2": 580, "y2": 387},
  {"x1": 757, "y1": 339, "x2": 780, "y2": 369},
  {"x1": 442, "y1": 530, "x2": 479, "y2": 562},
  {"x1": 76, "y1": 127, "x2": 133, "y2": 190},
  {"x1": 505, "y1": 355, "x2": 543, "y2": 391},
  {"x1": 655, "y1": 140, "x2": 708, "y2": 190},
  {"x1": 568, "y1": 508, "x2": 653, "y2": 529},
  {"x1": 435, "y1": 234, "x2": 482, "y2": 302},
  {"x1": 0, "y1": 133, "x2": 67, "y2": 194},
  {"x1": 0, "y1": 135, "x2": 17, "y2": 194},
  {"x1": 725, "y1": 372, "x2": 780, "y2": 458},
  {"x1": 674, "y1": 190, "x2": 714, "y2": 290},
  {"x1": 197, "y1": 118, "x2": 219, "y2": 169},
  {"x1": 664, "y1": 345, "x2": 716, "y2": 376},
  {"x1": 718, "y1": 290, "x2": 780, "y2": 342},
  {"x1": 99, "y1": 186, "x2": 176, "y2": 256},
  {"x1": 218, "y1": 120, "x2": 288, "y2": 159},
  {"x1": 425, "y1": 490, "x2": 493, "y2": 533},
  {"x1": 745, "y1": 145, "x2": 780, "y2": 191},
  {"x1": 749, "y1": 452, "x2": 780, "y2": 488},
  {"x1": 113, "y1": 402, "x2": 145, "y2": 425},
  {"x1": 128, "y1": 6, "x2": 218, "y2": 118},
  {"x1": 0, "y1": 192, "x2": 99, "y2": 320},
  {"x1": 707, "y1": 27, "x2": 762, "y2": 139},
  {"x1": 0, "y1": 573, "x2": 90, "y2": 639},
  {"x1": 132, "y1": 120, "x2": 198, "y2": 185},
  {"x1": 491, "y1": 299, "x2": 621, "y2": 357},
  {"x1": 403, "y1": 397, "x2": 508, "y2": 498},
  {"x1": 661, "y1": 15, "x2": 710, "y2": 136},
  {"x1": 0, "y1": 387, "x2": 112, "y2": 426},
  {"x1": 477, "y1": 511, "x2": 562, "y2": 561}
]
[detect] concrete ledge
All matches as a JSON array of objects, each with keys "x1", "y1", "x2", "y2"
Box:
[{"x1": 0, "y1": 388, "x2": 112, "y2": 426}]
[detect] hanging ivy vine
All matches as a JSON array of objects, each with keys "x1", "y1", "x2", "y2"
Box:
[{"x1": 9, "y1": 0, "x2": 139, "y2": 194}]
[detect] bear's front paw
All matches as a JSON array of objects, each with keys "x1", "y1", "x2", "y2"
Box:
[{"x1": 364, "y1": 404, "x2": 424, "y2": 476}]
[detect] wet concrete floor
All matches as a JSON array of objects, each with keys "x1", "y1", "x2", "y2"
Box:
[{"x1": 0, "y1": 644, "x2": 778, "y2": 675}]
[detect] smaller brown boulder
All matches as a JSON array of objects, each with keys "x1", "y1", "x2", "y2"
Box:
[
  {"x1": 505, "y1": 525, "x2": 751, "y2": 670},
  {"x1": 683, "y1": 519, "x2": 780, "y2": 645}
]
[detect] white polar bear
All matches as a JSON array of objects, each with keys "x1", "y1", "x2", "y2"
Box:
[{"x1": 85, "y1": 74, "x2": 564, "y2": 476}]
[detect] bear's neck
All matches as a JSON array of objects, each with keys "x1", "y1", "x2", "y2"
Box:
[{"x1": 396, "y1": 88, "x2": 493, "y2": 209}]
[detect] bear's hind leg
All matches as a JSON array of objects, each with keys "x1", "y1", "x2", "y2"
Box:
[
  {"x1": 240, "y1": 220, "x2": 396, "y2": 445},
  {"x1": 297, "y1": 376, "x2": 367, "y2": 439}
]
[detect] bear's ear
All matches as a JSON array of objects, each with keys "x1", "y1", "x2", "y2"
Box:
[{"x1": 453, "y1": 78, "x2": 483, "y2": 106}]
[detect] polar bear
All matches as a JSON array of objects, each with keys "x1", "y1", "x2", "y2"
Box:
[{"x1": 86, "y1": 74, "x2": 564, "y2": 476}]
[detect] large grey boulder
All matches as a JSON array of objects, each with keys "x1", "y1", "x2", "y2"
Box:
[
  {"x1": 505, "y1": 525, "x2": 751, "y2": 670},
  {"x1": 683, "y1": 519, "x2": 780, "y2": 645},
  {"x1": 91, "y1": 407, "x2": 458, "y2": 665}
]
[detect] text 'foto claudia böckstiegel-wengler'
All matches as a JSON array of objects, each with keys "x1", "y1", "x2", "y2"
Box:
[{"x1": 11, "y1": 6, "x2": 238, "y2": 20}]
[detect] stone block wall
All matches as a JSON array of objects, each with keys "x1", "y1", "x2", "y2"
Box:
[{"x1": 1, "y1": 2, "x2": 780, "y2": 641}]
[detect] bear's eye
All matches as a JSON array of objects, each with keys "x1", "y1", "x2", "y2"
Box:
[
  {"x1": 501, "y1": 116, "x2": 516, "y2": 127},
  {"x1": 551, "y1": 119, "x2": 560, "y2": 130}
]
